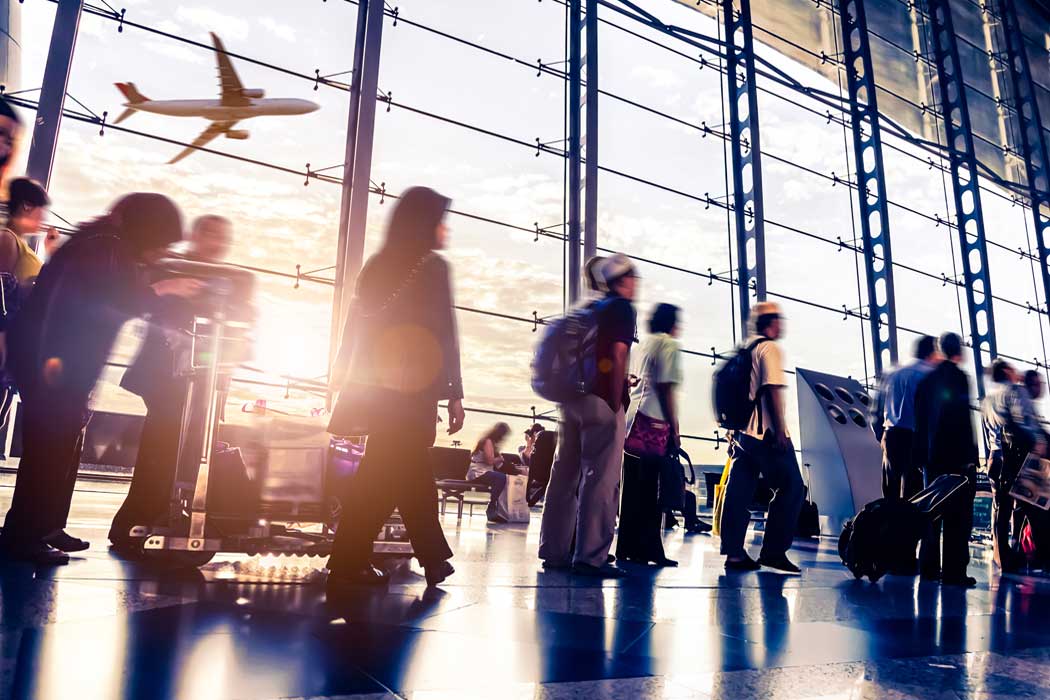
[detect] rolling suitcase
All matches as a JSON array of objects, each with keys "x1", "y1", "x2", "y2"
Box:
[{"x1": 839, "y1": 473, "x2": 969, "y2": 582}]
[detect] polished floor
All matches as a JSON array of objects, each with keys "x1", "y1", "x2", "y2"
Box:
[{"x1": 2, "y1": 475, "x2": 1050, "y2": 699}]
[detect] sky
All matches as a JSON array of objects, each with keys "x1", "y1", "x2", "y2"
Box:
[{"x1": 11, "y1": 0, "x2": 1050, "y2": 463}]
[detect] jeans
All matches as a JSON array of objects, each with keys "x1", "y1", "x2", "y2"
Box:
[{"x1": 471, "y1": 470, "x2": 508, "y2": 520}]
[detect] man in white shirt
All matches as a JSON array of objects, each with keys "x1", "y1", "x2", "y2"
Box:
[{"x1": 720, "y1": 302, "x2": 804, "y2": 573}]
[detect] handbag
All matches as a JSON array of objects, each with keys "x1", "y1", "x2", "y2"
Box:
[
  {"x1": 624, "y1": 411, "x2": 671, "y2": 458},
  {"x1": 711, "y1": 456, "x2": 732, "y2": 537}
]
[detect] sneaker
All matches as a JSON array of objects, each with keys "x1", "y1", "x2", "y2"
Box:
[
  {"x1": 541, "y1": 559, "x2": 572, "y2": 571},
  {"x1": 941, "y1": 575, "x2": 977, "y2": 588},
  {"x1": 685, "y1": 520, "x2": 713, "y2": 535},
  {"x1": 572, "y1": 563, "x2": 628, "y2": 578},
  {"x1": 42, "y1": 530, "x2": 90, "y2": 553},
  {"x1": 424, "y1": 560, "x2": 455, "y2": 587},
  {"x1": 757, "y1": 553, "x2": 802, "y2": 574}
]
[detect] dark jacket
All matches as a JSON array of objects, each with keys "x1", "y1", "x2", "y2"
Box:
[
  {"x1": 328, "y1": 252, "x2": 463, "y2": 435},
  {"x1": 913, "y1": 360, "x2": 978, "y2": 472},
  {"x1": 8, "y1": 231, "x2": 164, "y2": 399}
]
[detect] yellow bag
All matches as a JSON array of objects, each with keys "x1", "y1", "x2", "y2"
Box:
[{"x1": 711, "y1": 456, "x2": 733, "y2": 537}]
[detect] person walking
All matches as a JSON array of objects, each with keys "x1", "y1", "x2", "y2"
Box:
[
  {"x1": 617, "y1": 303, "x2": 683, "y2": 566},
  {"x1": 873, "y1": 335, "x2": 938, "y2": 503},
  {"x1": 0, "y1": 194, "x2": 198, "y2": 564},
  {"x1": 539, "y1": 254, "x2": 637, "y2": 578},
  {"x1": 982, "y1": 360, "x2": 1046, "y2": 572},
  {"x1": 914, "y1": 332, "x2": 979, "y2": 587},
  {"x1": 108, "y1": 215, "x2": 236, "y2": 550},
  {"x1": 327, "y1": 186, "x2": 463, "y2": 588},
  {"x1": 719, "y1": 301, "x2": 804, "y2": 574}
]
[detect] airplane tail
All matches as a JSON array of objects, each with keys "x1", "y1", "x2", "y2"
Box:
[{"x1": 115, "y1": 82, "x2": 148, "y2": 104}]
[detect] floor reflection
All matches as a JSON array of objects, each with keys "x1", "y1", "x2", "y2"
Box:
[{"x1": 3, "y1": 475, "x2": 1050, "y2": 699}]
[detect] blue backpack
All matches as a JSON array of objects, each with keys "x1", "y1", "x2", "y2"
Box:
[
  {"x1": 531, "y1": 298, "x2": 610, "y2": 403},
  {"x1": 712, "y1": 338, "x2": 768, "y2": 430}
]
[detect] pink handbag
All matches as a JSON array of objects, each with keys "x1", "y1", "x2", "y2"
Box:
[{"x1": 624, "y1": 412, "x2": 671, "y2": 458}]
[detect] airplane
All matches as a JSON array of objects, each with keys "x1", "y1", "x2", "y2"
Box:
[{"x1": 114, "y1": 32, "x2": 319, "y2": 164}]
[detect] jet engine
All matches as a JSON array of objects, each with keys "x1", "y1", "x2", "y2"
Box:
[
  {"x1": 240, "y1": 89, "x2": 265, "y2": 99},
  {"x1": 225, "y1": 130, "x2": 250, "y2": 140}
]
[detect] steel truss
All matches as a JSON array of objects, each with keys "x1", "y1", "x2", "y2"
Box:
[
  {"x1": 997, "y1": 0, "x2": 1050, "y2": 325},
  {"x1": 836, "y1": 0, "x2": 900, "y2": 377},
  {"x1": 722, "y1": 0, "x2": 767, "y2": 336},
  {"x1": 926, "y1": 0, "x2": 998, "y2": 397}
]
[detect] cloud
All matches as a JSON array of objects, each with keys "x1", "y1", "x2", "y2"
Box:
[
  {"x1": 174, "y1": 6, "x2": 250, "y2": 41},
  {"x1": 630, "y1": 65, "x2": 685, "y2": 90},
  {"x1": 258, "y1": 17, "x2": 297, "y2": 42}
]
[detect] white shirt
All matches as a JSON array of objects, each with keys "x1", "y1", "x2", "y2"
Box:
[
  {"x1": 745, "y1": 335, "x2": 788, "y2": 439},
  {"x1": 627, "y1": 333, "x2": 683, "y2": 432}
]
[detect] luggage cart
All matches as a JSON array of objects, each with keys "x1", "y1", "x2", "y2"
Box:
[{"x1": 125, "y1": 263, "x2": 412, "y2": 569}]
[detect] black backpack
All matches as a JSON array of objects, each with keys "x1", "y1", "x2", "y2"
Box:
[
  {"x1": 712, "y1": 338, "x2": 768, "y2": 430},
  {"x1": 838, "y1": 473, "x2": 968, "y2": 582}
]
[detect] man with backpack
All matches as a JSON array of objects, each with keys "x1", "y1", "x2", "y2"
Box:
[
  {"x1": 538, "y1": 254, "x2": 637, "y2": 578},
  {"x1": 914, "y1": 332, "x2": 978, "y2": 587},
  {"x1": 982, "y1": 359, "x2": 1046, "y2": 572},
  {"x1": 717, "y1": 301, "x2": 804, "y2": 573}
]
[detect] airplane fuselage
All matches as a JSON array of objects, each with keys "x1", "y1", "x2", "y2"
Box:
[{"x1": 126, "y1": 98, "x2": 318, "y2": 121}]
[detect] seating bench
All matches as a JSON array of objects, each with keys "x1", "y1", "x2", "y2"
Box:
[{"x1": 429, "y1": 446, "x2": 491, "y2": 518}]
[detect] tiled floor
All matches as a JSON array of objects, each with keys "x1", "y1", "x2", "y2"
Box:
[{"x1": 2, "y1": 474, "x2": 1050, "y2": 699}]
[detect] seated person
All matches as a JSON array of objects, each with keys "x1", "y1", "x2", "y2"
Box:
[{"x1": 467, "y1": 422, "x2": 516, "y2": 523}]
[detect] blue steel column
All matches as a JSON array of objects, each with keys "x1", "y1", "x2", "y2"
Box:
[
  {"x1": 582, "y1": 0, "x2": 598, "y2": 263},
  {"x1": 328, "y1": 0, "x2": 370, "y2": 382},
  {"x1": 722, "y1": 0, "x2": 767, "y2": 336},
  {"x1": 837, "y1": 0, "x2": 899, "y2": 376},
  {"x1": 25, "y1": 0, "x2": 84, "y2": 188},
  {"x1": 997, "y1": 0, "x2": 1050, "y2": 323},
  {"x1": 926, "y1": 0, "x2": 997, "y2": 398},
  {"x1": 567, "y1": 0, "x2": 582, "y2": 305}
]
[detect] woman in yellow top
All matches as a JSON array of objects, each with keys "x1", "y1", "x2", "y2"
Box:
[{"x1": 0, "y1": 177, "x2": 49, "y2": 283}]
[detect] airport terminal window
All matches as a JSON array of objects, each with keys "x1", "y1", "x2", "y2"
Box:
[{"x1": 11, "y1": 0, "x2": 1050, "y2": 456}]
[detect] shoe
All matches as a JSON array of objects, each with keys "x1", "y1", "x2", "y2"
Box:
[
  {"x1": 664, "y1": 516, "x2": 679, "y2": 531},
  {"x1": 685, "y1": 520, "x2": 713, "y2": 535},
  {"x1": 941, "y1": 575, "x2": 978, "y2": 588},
  {"x1": 42, "y1": 530, "x2": 89, "y2": 553},
  {"x1": 606, "y1": 554, "x2": 616, "y2": 564},
  {"x1": 724, "y1": 554, "x2": 761, "y2": 572},
  {"x1": 424, "y1": 560, "x2": 455, "y2": 587},
  {"x1": 327, "y1": 565, "x2": 388, "y2": 586},
  {"x1": 3, "y1": 542, "x2": 69, "y2": 566},
  {"x1": 654, "y1": 557, "x2": 679, "y2": 568},
  {"x1": 542, "y1": 559, "x2": 572, "y2": 571},
  {"x1": 757, "y1": 554, "x2": 801, "y2": 574},
  {"x1": 572, "y1": 563, "x2": 628, "y2": 578}
]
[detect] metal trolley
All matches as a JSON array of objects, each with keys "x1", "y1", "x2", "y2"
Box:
[{"x1": 126, "y1": 262, "x2": 412, "y2": 569}]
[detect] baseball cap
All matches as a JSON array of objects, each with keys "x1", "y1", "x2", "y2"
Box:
[{"x1": 599, "y1": 253, "x2": 638, "y2": 286}]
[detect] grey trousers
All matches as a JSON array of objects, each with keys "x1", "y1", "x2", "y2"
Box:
[
  {"x1": 539, "y1": 395, "x2": 626, "y2": 568},
  {"x1": 719, "y1": 433, "x2": 804, "y2": 559}
]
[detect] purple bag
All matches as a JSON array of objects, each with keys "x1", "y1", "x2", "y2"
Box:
[{"x1": 624, "y1": 412, "x2": 671, "y2": 458}]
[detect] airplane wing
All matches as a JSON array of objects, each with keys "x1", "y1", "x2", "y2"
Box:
[
  {"x1": 211, "y1": 32, "x2": 249, "y2": 106},
  {"x1": 169, "y1": 121, "x2": 238, "y2": 164}
]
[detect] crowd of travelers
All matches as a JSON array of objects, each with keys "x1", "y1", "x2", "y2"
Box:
[{"x1": 0, "y1": 91, "x2": 1043, "y2": 589}]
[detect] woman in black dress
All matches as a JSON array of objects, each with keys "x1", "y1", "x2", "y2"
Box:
[{"x1": 327, "y1": 186, "x2": 464, "y2": 587}]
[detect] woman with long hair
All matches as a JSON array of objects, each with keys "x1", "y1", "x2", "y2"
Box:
[
  {"x1": 616, "y1": 303, "x2": 683, "y2": 567},
  {"x1": 468, "y1": 422, "x2": 513, "y2": 523},
  {"x1": 0, "y1": 193, "x2": 198, "y2": 564},
  {"x1": 327, "y1": 186, "x2": 464, "y2": 588}
]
